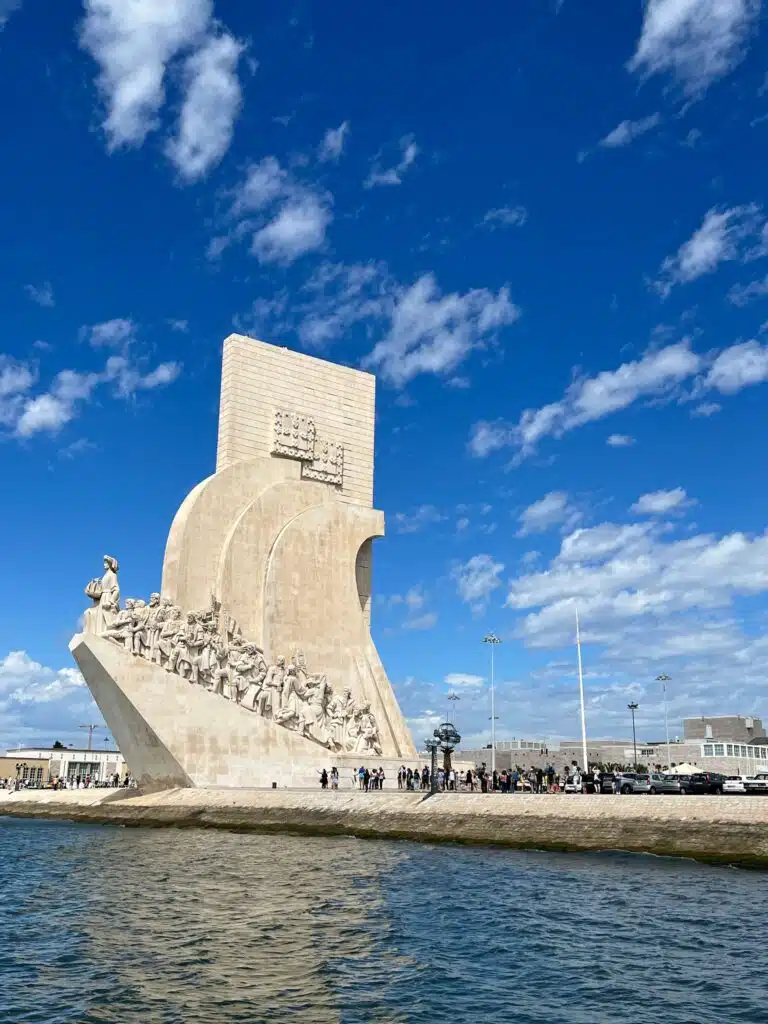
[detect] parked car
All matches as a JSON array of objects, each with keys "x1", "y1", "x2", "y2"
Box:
[
  {"x1": 723, "y1": 775, "x2": 752, "y2": 795},
  {"x1": 596, "y1": 772, "x2": 616, "y2": 793},
  {"x1": 648, "y1": 773, "x2": 682, "y2": 795},
  {"x1": 744, "y1": 773, "x2": 768, "y2": 795},
  {"x1": 615, "y1": 772, "x2": 651, "y2": 794},
  {"x1": 679, "y1": 772, "x2": 726, "y2": 795}
]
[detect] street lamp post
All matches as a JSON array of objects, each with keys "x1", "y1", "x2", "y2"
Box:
[
  {"x1": 656, "y1": 674, "x2": 671, "y2": 768},
  {"x1": 447, "y1": 692, "x2": 460, "y2": 725},
  {"x1": 483, "y1": 634, "x2": 502, "y2": 774},
  {"x1": 628, "y1": 702, "x2": 639, "y2": 770}
]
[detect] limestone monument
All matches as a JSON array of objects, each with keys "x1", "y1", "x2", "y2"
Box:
[{"x1": 70, "y1": 334, "x2": 417, "y2": 789}]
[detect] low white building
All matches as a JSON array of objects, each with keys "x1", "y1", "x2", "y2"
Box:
[{"x1": 3, "y1": 745, "x2": 127, "y2": 784}]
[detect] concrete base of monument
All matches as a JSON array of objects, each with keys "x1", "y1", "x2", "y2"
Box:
[
  {"x1": 70, "y1": 633, "x2": 429, "y2": 791},
  {"x1": 3, "y1": 788, "x2": 768, "y2": 870}
]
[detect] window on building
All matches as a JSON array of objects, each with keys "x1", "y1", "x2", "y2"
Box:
[
  {"x1": 703, "y1": 744, "x2": 714, "y2": 756},
  {"x1": 21, "y1": 765, "x2": 43, "y2": 785},
  {"x1": 705, "y1": 725, "x2": 713, "y2": 739},
  {"x1": 714, "y1": 744, "x2": 725, "y2": 756},
  {"x1": 727, "y1": 745, "x2": 734, "y2": 756},
  {"x1": 66, "y1": 761, "x2": 101, "y2": 781},
  {"x1": 741, "y1": 746, "x2": 748, "y2": 757}
]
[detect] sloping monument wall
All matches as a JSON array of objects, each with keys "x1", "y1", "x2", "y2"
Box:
[{"x1": 71, "y1": 334, "x2": 418, "y2": 789}]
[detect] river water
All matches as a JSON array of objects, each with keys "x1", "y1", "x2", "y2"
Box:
[{"x1": 3, "y1": 817, "x2": 768, "y2": 1024}]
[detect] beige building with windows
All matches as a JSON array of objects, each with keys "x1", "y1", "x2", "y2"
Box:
[{"x1": 1, "y1": 746, "x2": 127, "y2": 785}]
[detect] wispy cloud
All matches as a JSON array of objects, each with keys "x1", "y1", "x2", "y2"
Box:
[
  {"x1": 216, "y1": 157, "x2": 333, "y2": 265},
  {"x1": 364, "y1": 134, "x2": 418, "y2": 188},
  {"x1": 452, "y1": 554, "x2": 505, "y2": 613},
  {"x1": 627, "y1": 0, "x2": 761, "y2": 99},
  {"x1": 468, "y1": 337, "x2": 768, "y2": 461},
  {"x1": 165, "y1": 32, "x2": 244, "y2": 181},
  {"x1": 482, "y1": 205, "x2": 528, "y2": 228},
  {"x1": 25, "y1": 282, "x2": 54, "y2": 308},
  {"x1": 80, "y1": 0, "x2": 244, "y2": 179},
  {"x1": 654, "y1": 204, "x2": 765, "y2": 297},
  {"x1": 318, "y1": 121, "x2": 349, "y2": 162},
  {"x1": 599, "y1": 113, "x2": 661, "y2": 148},
  {"x1": 517, "y1": 491, "x2": 581, "y2": 536},
  {"x1": 630, "y1": 487, "x2": 694, "y2": 515},
  {"x1": 607, "y1": 433, "x2": 635, "y2": 447}
]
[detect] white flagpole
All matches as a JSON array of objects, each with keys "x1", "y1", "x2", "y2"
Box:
[{"x1": 575, "y1": 604, "x2": 589, "y2": 775}]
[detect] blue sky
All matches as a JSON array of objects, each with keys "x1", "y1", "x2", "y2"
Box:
[{"x1": 2, "y1": 0, "x2": 768, "y2": 754}]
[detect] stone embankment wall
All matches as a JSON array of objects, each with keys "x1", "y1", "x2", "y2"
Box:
[{"x1": 3, "y1": 788, "x2": 768, "y2": 869}]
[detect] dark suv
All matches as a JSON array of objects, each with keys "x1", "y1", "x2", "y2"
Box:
[{"x1": 679, "y1": 772, "x2": 726, "y2": 795}]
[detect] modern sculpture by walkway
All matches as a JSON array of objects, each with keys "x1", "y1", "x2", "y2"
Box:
[{"x1": 70, "y1": 334, "x2": 417, "y2": 789}]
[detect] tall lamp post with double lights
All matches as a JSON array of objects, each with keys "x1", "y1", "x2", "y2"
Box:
[
  {"x1": 656, "y1": 674, "x2": 671, "y2": 768},
  {"x1": 483, "y1": 633, "x2": 502, "y2": 774},
  {"x1": 628, "y1": 702, "x2": 639, "y2": 770}
]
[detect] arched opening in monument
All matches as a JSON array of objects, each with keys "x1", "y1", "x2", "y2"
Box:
[{"x1": 355, "y1": 538, "x2": 373, "y2": 625}]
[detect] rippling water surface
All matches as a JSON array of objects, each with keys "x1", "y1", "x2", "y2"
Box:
[{"x1": 4, "y1": 816, "x2": 768, "y2": 1023}]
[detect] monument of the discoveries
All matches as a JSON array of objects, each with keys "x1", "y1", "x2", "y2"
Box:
[{"x1": 70, "y1": 334, "x2": 417, "y2": 789}]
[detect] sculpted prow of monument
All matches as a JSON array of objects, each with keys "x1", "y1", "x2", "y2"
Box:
[{"x1": 70, "y1": 334, "x2": 418, "y2": 789}]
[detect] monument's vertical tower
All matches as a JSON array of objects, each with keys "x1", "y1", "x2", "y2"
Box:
[{"x1": 160, "y1": 333, "x2": 416, "y2": 762}]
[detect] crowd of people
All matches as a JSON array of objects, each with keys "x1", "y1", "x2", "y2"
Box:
[
  {"x1": 315, "y1": 760, "x2": 662, "y2": 793},
  {"x1": 2, "y1": 773, "x2": 135, "y2": 791}
]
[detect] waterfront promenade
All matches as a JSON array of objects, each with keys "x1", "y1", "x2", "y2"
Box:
[{"x1": 3, "y1": 787, "x2": 768, "y2": 869}]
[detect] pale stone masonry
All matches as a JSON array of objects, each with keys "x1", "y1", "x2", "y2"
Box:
[
  {"x1": 5, "y1": 788, "x2": 768, "y2": 869},
  {"x1": 217, "y1": 334, "x2": 376, "y2": 507},
  {"x1": 72, "y1": 334, "x2": 417, "y2": 790}
]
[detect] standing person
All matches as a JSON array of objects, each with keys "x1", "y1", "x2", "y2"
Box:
[
  {"x1": 397, "y1": 766, "x2": 404, "y2": 790},
  {"x1": 330, "y1": 767, "x2": 339, "y2": 790},
  {"x1": 511, "y1": 768, "x2": 520, "y2": 793},
  {"x1": 448, "y1": 768, "x2": 456, "y2": 791},
  {"x1": 379, "y1": 768, "x2": 386, "y2": 789},
  {"x1": 406, "y1": 767, "x2": 413, "y2": 790},
  {"x1": 358, "y1": 766, "x2": 365, "y2": 790},
  {"x1": 466, "y1": 769, "x2": 474, "y2": 792},
  {"x1": 320, "y1": 768, "x2": 328, "y2": 789},
  {"x1": 363, "y1": 767, "x2": 370, "y2": 792},
  {"x1": 480, "y1": 771, "x2": 488, "y2": 793}
]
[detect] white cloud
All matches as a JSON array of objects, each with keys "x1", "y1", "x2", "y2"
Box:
[
  {"x1": 599, "y1": 113, "x2": 661, "y2": 148},
  {"x1": 452, "y1": 554, "x2": 505, "y2": 611},
  {"x1": 631, "y1": 487, "x2": 693, "y2": 515},
  {"x1": 469, "y1": 340, "x2": 701, "y2": 459},
  {"x1": 363, "y1": 274, "x2": 519, "y2": 386},
  {"x1": 627, "y1": 0, "x2": 761, "y2": 99},
  {"x1": 15, "y1": 369, "x2": 100, "y2": 438},
  {"x1": 252, "y1": 194, "x2": 331, "y2": 265},
  {"x1": 318, "y1": 121, "x2": 349, "y2": 162},
  {"x1": 243, "y1": 259, "x2": 519, "y2": 385},
  {"x1": 0, "y1": 0, "x2": 21, "y2": 30},
  {"x1": 654, "y1": 204, "x2": 765, "y2": 296},
  {"x1": 607, "y1": 433, "x2": 635, "y2": 447},
  {"x1": 469, "y1": 336, "x2": 768, "y2": 461},
  {"x1": 82, "y1": 317, "x2": 136, "y2": 348},
  {"x1": 364, "y1": 134, "x2": 418, "y2": 188},
  {"x1": 729, "y1": 275, "x2": 768, "y2": 305},
  {"x1": 393, "y1": 504, "x2": 446, "y2": 533},
  {"x1": 517, "y1": 491, "x2": 581, "y2": 536},
  {"x1": 402, "y1": 612, "x2": 438, "y2": 631},
  {"x1": 691, "y1": 401, "x2": 722, "y2": 417},
  {"x1": 502, "y1": 514, "x2": 768, "y2": 736},
  {"x1": 166, "y1": 32, "x2": 244, "y2": 181},
  {"x1": 482, "y1": 206, "x2": 528, "y2": 228},
  {"x1": 25, "y1": 282, "x2": 54, "y2": 307},
  {"x1": 0, "y1": 651, "x2": 86, "y2": 704},
  {"x1": 8, "y1": 349, "x2": 179, "y2": 439},
  {"x1": 705, "y1": 339, "x2": 768, "y2": 393},
  {"x1": 103, "y1": 355, "x2": 181, "y2": 397},
  {"x1": 80, "y1": 0, "x2": 213, "y2": 149},
  {"x1": 0, "y1": 357, "x2": 36, "y2": 426},
  {"x1": 444, "y1": 672, "x2": 485, "y2": 688},
  {"x1": 222, "y1": 157, "x2": 332, "y2": 265}
]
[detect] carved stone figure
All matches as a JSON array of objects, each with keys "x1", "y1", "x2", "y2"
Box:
[
  {"x1": 83, "y1": 556, "x2": 120, "y2": 635},
  {"x1": 256, "y1": 656, "x2": 283, "y2": 717},
  {"x1": 103, "y1": 599, "x2": 135, "y2": 649},
  {"x1": 83, "y1": 562, "x2": 385, "y2": 751}
]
